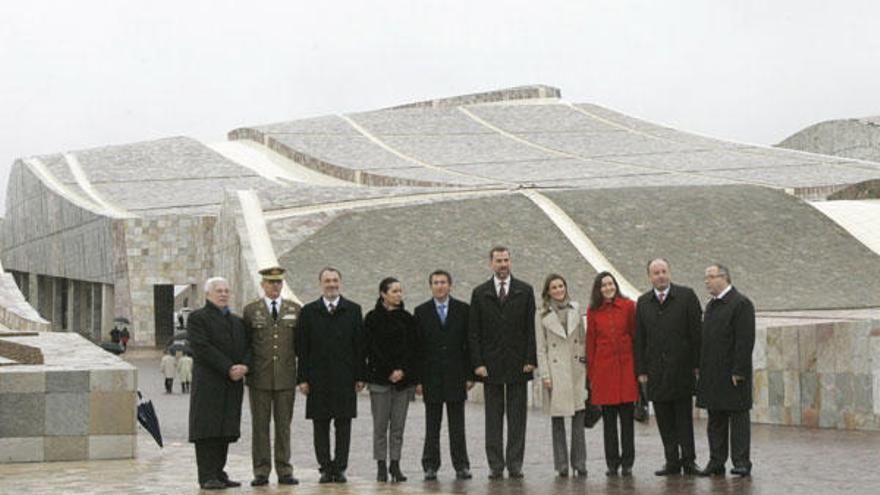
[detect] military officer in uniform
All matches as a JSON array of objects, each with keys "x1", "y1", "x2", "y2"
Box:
[{"x1": 243, "y1": 266, "x2": 302, "y2": 486}]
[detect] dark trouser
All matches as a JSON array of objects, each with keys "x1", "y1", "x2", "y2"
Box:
[
  {"x1": 551, "y1": 410, "x2": 586, "y2": 472},
  {"x1": 484, "y1": 382, "x2": 527, "y2": 473},
  {"x1": 707, "y1": 409, "x2": 751, "y2": 469},
  {"x1": 653, "y1": 397, "x2": 696, "y2": 467},
  {"x1": 194, "y1": 437, "x2": 233, "y2": 484},
  {"x1": 313, "y1": 417, "x2": 352, "y2": 473},
  {"x1": 601, "y1": 403, "x2": 635, "y2": 470},
  {"x1": 249, "y1": 388, "x2": 296, "y2": 477},
  {"x1": 164, "y1": 378, "x2": 173, "y2": 393},
  {"x1": 422, "y1": 400, "x2": 470, "y2": 472}
]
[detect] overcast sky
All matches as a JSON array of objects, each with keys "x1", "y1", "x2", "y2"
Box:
[{"x1": 2, "y1": 0, "x2": 879, "y2": 214}]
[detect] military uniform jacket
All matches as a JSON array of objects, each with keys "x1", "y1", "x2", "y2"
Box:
[
  {"x1": 187, "y1": 301, "x2": 251, "y2": 442},
  {"x1": 635, "y1": 284, "x2": 703, "y2": 402},
  {"x1": 243, "y1": 298, "x2": 301, "y2": 391}
]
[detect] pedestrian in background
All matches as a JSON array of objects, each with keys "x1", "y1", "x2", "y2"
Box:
[
  {"x1": 177, "y1": 352, "x2": 193, "y2": 393},
  {"x1": 161, "y1": 352, "x2": 177, "y2": 394}
]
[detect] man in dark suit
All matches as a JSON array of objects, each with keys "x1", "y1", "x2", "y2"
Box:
[
  {"x1": 188, "y1": 277, "x2": 251, "y2": 490},
  {"x1": 697, "y1": 264, "x2": 755, "y2": 477},
  {"x1": 414, "y1": 270, "x2": 474, "y2": 481},
  {"x1": 296, "y1": 267, "x2": 365, "y2": 484},
  {"x1": 635, "y1": 258, "x2": 702, "y2": 476},
  {"x1": 469, "y1": 246, "x2": 537, "y2": 480}
]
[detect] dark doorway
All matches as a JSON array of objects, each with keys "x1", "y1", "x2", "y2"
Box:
[{"x1": 154, "y1": 284, "x2": 175, "y2": 348}]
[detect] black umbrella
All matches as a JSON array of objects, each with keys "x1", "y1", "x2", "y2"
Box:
[
  {"x1": 114, "y1": 317, "x2": 131, "y2": 325},
  {"x1": 136, "y1": 391, "x2": 163, "y2": 448},
  {"x1": 99, "y1": 342, "x2": 125, "y2": 355}
]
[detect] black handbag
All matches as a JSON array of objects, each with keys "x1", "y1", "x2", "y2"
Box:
[
  {"x1": 634, "y1": 382, "x2": 649, "y2": 423},
  {"x1": 583, "y1": 380, "x2": 602, "y2": 428}
]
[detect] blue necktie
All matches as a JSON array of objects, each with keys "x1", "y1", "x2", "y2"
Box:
[{"x1": 438, "y1": 303, "x2": 447, "y2": 325}]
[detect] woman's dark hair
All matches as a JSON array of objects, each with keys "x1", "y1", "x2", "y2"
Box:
[
  {"x1": 589, "y1": 271, "x2": 622, "y2": 310},
  {"x1": 377, "y1": 277, "x2": 401, "y2": 307},
  {"x1": 540, "y1": 273, "x2": 568, "y2": 313}
]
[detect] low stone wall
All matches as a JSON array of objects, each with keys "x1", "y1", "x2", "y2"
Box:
[
  {"x1": 753, "y1": 317, "x2": 880, "y2": 430},
  {"x1": 0, "y1": 332, "x2": 137, "y2": 462}
]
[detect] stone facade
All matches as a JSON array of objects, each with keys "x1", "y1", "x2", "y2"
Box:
[
  {"x1": 0, "y1": 332, "x2": 137, "y2": 463},
  {"x1": 752, "y1": 318, "x2": 880, "y2": 430}
]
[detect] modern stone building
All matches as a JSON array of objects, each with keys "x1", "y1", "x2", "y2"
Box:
[{"x1": 3, "y1": 85, "x2": 880, "y2": 429}]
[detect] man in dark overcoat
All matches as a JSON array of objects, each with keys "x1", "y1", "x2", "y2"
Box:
[
  {"x1": 414, "y1": 269, "x2": 473, "y2": 481},
  {"x1": 242, "y1": 266, "x2": 302, "y2": 486},
  {"x1": 469, "y1": 246, "x2": 537, "y2": 479},
  {"x1": 188, "y1": 277, "x2": 251, "y2": 490},
  {"x1": 696, "y1": 264, "x2": 755, "y2": 477},
  {"x1": 296, "y1": 267, "x2": 365, "y2": 483},
  {"x1": 635, "y1": 258, "x2": 702, "y2": 476}
]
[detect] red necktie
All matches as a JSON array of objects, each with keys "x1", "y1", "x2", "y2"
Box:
[
  {"x1": 499, "y1": 281, "x2": 507, "y2": 302},
  {"x1": 658, "y1": 292, "x2": 666, "y2": 304}
]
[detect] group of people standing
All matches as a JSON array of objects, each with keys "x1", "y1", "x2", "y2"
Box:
[
  {"x1": 159, "y1": 351, "x2": 193, "y2": 394},
  {"x1": 185, "y1": 247, "x2": 755, "y2": 490}
]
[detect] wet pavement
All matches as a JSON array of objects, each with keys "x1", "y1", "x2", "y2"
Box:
[{"x1": 1, "y1": 348, "x2": 878, "y2": 494}]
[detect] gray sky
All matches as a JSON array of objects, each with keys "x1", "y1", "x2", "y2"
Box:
[{"x1": 2, "y1": 0, "x2": 879, "y2": 215}]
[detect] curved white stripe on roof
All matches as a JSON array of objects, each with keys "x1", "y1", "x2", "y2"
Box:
[
  {"x1": 520, "y1": 189, "x2": 641, "y2": 298},
  {"x1": 263, "y1": 187, "x2": 512, "y2": 221},
  {"x1": 205, "y1": 140, "x2": 354, "y2": 187},
  {"x1": 809, "y1": 200, "x2": 880, "y2": 256},
  {"x1": 237, "y1": 190, "x2": 302, "y2": 305},
  {"x1": 63, "y1": 153, "x2": 135, "y2": 218},
  {"x1": 22, "y1": 158, "x2": 110, "y2": 217},
  {"x1": 337, "y1": 114, "x2": 515, "y2": 186}
]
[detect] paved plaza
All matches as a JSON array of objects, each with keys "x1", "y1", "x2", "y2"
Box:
[{"x1": 1, "y1": 348, "x2": 878, "y2": 494}]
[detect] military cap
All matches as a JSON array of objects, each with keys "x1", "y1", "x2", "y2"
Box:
[{"x1": 258, "y1": 266, "x2": 286, "y2": 281}]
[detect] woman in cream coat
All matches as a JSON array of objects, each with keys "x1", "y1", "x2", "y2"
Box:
[{"x1": 535, "y1": 273, "x2": 588, "y2": 477}]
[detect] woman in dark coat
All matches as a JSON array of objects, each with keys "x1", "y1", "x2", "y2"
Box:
[
  {"x1": 586, "y1": 271, "x2": 638, "y2": 476},
  {"x1": 187, "y1": 277, "x2": 251, "y2": 489},
  {"x1": 364, "y1": 277, "x2": 420, "y2": 482}
]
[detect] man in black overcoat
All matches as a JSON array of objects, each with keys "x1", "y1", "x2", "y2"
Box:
[
  {"x1": 635, "y1": 258, "x2": 702, "y2": 476},
  {"x1": 296, "y1": 267, "x2": 365, "y2": 483},
  {"x1": 469, "y1": 246, "x2": 537, "y2": 479},
  {"x1": 696, "y1": 264, "x2": 755, "y2": 477},
  {"x1": 414, "y1": 270, "x2": 474, "y2": 481},
  {"x1": 187, "y1": 277, "x2": 251, "y2": 490}
]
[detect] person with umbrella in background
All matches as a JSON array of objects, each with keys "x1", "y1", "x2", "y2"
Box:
[{"x1": 188, "y1": 277, "x2": 251, "y2": 490}]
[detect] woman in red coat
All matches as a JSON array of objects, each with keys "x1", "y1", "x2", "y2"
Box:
[{"x1": 586, "y1": 271, "x2": 638, "y2": 476}]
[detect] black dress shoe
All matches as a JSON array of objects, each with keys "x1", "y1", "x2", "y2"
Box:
[
  {"x1": 222, "y1": 479, "x2": 241, "y2": 487},
  {"x1": 605, "y1": 466, "x2": 619, "y2": 476},
  {"x1": 682, "y1": 462, "x2": 700, "y2": 475},
  {"x1": 621, "y1": 467, "x2": 632, "y2": 476},
  {"x1": 575, "y1": 469, "x2": 588, "y2": 478},
  {"x1": 508, "y1": 470, "x2": 524, "y2": 479},
  {"x1": 424, "y1": 469, "x2": 437, "y2": 481},
  {"x1": 698, "y1": 464, "x2": 725, "y2": 477},
  {"x1": 319, "y1": 471, "x2": 335, "y2": 484},
  {"x1": 334, "y1": 471, "x2": 348, "y2": 483},
  {"x1": 278, "y1": 475, "x2": 299, "y2": 485},
  {"x1": 455, "y1": 468, "x2": 472, "y2": 480},
  {"x1": 250, "y1": 476, "x2": 269, "y2": 486},
  {"x1": 488, "y1": 470, "x2": 504, "y2": 480},
  {"x1": 557, "y1": 468, "x2": 569, "y2": 477},
  {"x1": 200, "y1": 479, "x2": 227, "y2": 490},
  {"x1": 654, "y1": 464, "x2": 681, "y2": 476},
  {"x1": 730, "y1": 466, "x2": 751, "y2": 477}
]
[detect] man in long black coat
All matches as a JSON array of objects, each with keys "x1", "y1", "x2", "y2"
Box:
[
  {"x1": 188, "y1": 277, "x2": 251, "y2": 490},
  {"x1": 296, "y1": 267, "x2": 365, "y2": 483},
  {"x1": 696, "y1": 264, "x2": 755, "y2": 477},
  {"x1": 635, "y1": 258, "x2": 702, "y2": 476},
  {"x1": 469, "y1": 246, "x2": 537, "y2": 479},
  {"x1": 414, "y1": 270, "x2": 473, "y2": 481}
]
